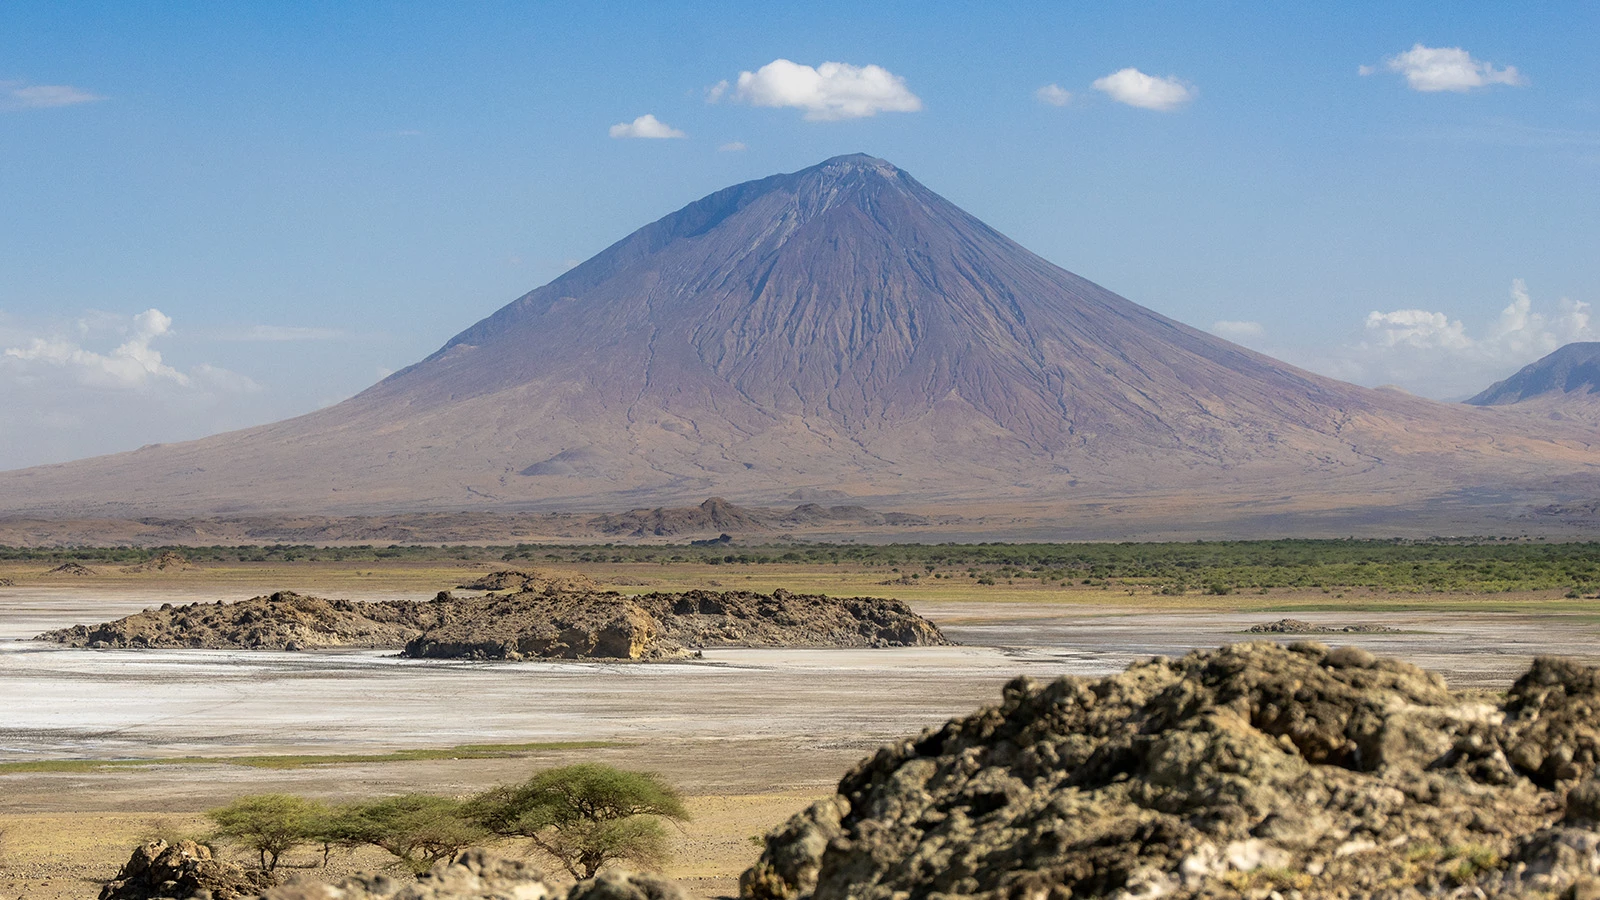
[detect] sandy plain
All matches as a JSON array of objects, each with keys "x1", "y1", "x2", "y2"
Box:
[{"x1": 3, "y1": 560, "x2": 1600, "y2": 899}]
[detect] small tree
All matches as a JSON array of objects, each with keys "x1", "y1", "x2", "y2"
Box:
[
  {"x1": 465, "y1": 763, "x2": 688, "y2": 879},
  {"x1": 329, "y1": 794, "x2": 486, "y2": 874},
  {"x1": 207, "y1": 794, "x2": 327, "y2": 872}
]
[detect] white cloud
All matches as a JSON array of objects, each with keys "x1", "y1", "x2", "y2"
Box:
[
  {"x1": 1381, "y1": 44, "x2": 1526, "y2": 93},
  {"x1": 1035, "y1": 83, "x2": 1072, "y2": 107},
  {"x1": 718, "y1": 141, "x2": 748, "y2": 152},
  {"x1": 1211, "y1": 320, "x2": 1266, "y2": 343},
  {"x1": 1, "y1": 81, "x2": 102, "y2": 110},
  {"x1": 4, "y1": 308, "x2": 190, "y2": 388},
  {"x1": 706, "y1": 80, "x2": 730, "y2": 103},
  {"x1": 1310, "y1": 281, "x2": 1594, "y2": 398},
  {"x1": 1357, "y1": 65, "x2": 1377, "y2": 77},
  {"x1": 608, "y1": 114, "x2": 686, "y2": 139},
  {"x1": 730, "y1": 59, "x2": 922, "y2": 121},
  {"x1": 1092, "y1": 68, "x2": 1195, "y2": 111},
  {"x1": 0, "y1": 309, "x2": 266, "y2": 469}
]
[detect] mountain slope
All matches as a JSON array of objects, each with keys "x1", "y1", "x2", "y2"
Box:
[
  {"x1": 0, "y1": 154, "x2": 1594, "y2": 524},
  {"x1": 1468, "y1": 343, "x2": 1600, "y2": 410}
]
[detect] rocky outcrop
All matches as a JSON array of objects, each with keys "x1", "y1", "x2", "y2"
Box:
[
  {"x1": 44, "y1": 561, "x2": 96, "y2": 576},
  {"x1": 457, "y1": 569, "x2": 598, "y2": 593},
  {"x1": 1246, "y1": 618, "x2": 1401, "y2": 634},
  {"x1": 40, "y1": 591, "x2": 446, "y2": 650},
  {"x1": 101, "y1": 839, "x2": 271, "y2": 900},
  {"x1": 261, "y1": 851, "x2": 685, "y2": 900},
  {"x1": 403, "y1": 589, "x2": 948, "y2": 661},
  {"x1": 41, "y1": 585, "x2": 947, "y2": 660},
  {"x1": 741, "y1": 643, "x2": 1600, "y2": 900}
]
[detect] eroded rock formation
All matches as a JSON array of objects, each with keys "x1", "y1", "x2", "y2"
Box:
[{"x1": 742, "y1": 643, "x2": 1600, "y2": 899}]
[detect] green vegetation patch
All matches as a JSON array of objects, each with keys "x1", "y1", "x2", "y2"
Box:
[{"x1": 0, "y1": 741, "x2": 622, "y2": 775}]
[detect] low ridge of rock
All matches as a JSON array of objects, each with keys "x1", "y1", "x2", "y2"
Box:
[
  {"x1": 403, "y1": 588, "x2": 949, "y2": 661},
  {"x1": 40, "y1": 591, "x2": 445, "y2": 650},
  {"x1": 44, "y1": 561, "x2": 96, "y2": 576},
  {"x1": 263, "y1": 849, "x2": 553, "y2": 900},
  {"x1": 41, "y1": 586, "x2": 947, "y2": 660},
  {"x1": 741, "y1": 643, "x2": 1600, "y2": 900},
  {"x1": 1246, "y1": 617, "x2": 1401, "y2": 634},
  {"x1": 456, "y1": 568, "x2": 598, "y2": 593},
  {"x1": 100, "y1": 839, "x2": 271, "y2": 900}
]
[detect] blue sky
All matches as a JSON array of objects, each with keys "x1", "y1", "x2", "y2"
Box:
[{"x1": 1, "y1": 2, "x2": 1596, "y2": 468}]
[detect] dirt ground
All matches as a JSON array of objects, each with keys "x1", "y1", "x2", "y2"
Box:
[{"x1": 4, "y1": 561, "x2": 1600, "y2": 899}]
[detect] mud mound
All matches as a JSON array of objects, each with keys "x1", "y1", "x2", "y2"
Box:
[
  {"x1": 742, "y1": 643, "x2": 1600, "y2": 900},
  {"x1": 121, "y1": 550, "x2": 198, "y2": 574},
  {"x1": 40, "y1": 591, "x2": 445, "y2": 650},
  {"x1": 404, "y1": 588, "x2": 949, "y2": 661},
  {"x1": 43, "y1": 562, "x2": 96, "y2": 576},
  {"x1": 457, "y1": 568, "x2": 597, "y2": 593},
  {"x1": 1246, "y1": 617, "x2": 1401, "y2": 634},
  {"x1": 101, "y1": 839, "x2": 270, "y2": 900}
]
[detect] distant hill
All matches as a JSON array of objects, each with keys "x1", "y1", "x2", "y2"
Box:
[
  {"x1": 0, "y1": 154, "x2": 1595, "y2": 534},
  {"x1": 1468, "y1": 343, "x2": 1600, "y2": 408}
]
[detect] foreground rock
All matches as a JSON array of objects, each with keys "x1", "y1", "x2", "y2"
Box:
[
  {"x1": 42, "y1": 591, "x2": 445, "y2": 650},
  {"x1": 1246, "y1": 617, "x2": 1401, "y2": 635},
  {"x1": 742, "y1": 643, "x2": 1600, "y2": 900},
  {"x1": 101, "y1": 839, "x2": 270, "y2": 900},
  {"x1": 404, "y1": 589, "x2": 948, "y2": 661},
  {"x1": 40, "y1": 581, "x2": 948, "y2": 660}
]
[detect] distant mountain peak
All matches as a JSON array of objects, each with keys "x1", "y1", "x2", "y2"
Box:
[
  {"x1": 1467, "y1": 342, "x2": 1600, "y2": 406},
  {"x1": 1, "y1": 155, "x2": 1595, "y2": 525}
]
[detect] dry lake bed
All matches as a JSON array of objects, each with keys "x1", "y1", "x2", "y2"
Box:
[{"x1": 3, "y1": 579, "x2": 1599, "y2": 898}]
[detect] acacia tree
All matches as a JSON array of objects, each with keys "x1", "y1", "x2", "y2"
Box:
[
  {"x1": 465, "y1": 764, "x2": 689, "y2": 878},
  {"x1": 207, "y1": 794, "x2": 328, "y2": 872},
  {"x1": 327, "y1": 794, "x2": 486, "y2": 874}
]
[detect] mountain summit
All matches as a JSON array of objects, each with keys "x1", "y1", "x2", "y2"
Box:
[{"x1": 0, "y1": 155, "x2": 1593, "y2": 528}]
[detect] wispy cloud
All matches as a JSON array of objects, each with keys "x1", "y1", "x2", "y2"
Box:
[
  {"x1": 1370, "y1": 44, "x2": 1527, "y2": 93},
  {"x1": 1092, "y1": 68, "x2": 1195, "y2": 111},
  {"x1": 723, "y1": 59, "x2": 922, "y2": 121},
  {"x1": 4, "y1": 309, "x2": 190, "y2": 388},
  {"x1": 1035, "y1": 84, "x2": 1072, "y2": 107},
  {"x1": 1309, "y1": 281, "x2": 1593, "y2": 398},
  {"x1": 1, "y1": 80, "x2": 103, "y2": 111},
  {"x1": 718, "y1": 141, "x2": 748, "y2": 152},
  {"x1": 608, "y1": 114, "x2": 686, "y2": 139}
]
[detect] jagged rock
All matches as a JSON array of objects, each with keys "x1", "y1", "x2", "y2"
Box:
[
  {"x1": 260, "y1": 851, "x2": 681, "y2": 900},
  {"x1": 741, "y1": 643, "x2": 1600, "y2": 900},
  {"x1": 0, "y1": 576, "x2": 13, "y2": 586},
  {"x1": 565, "y1": 870, "x2": 685, "y2": 900},
  {"x1": 43, "y1": 561, "x2": 96, "y2": 576},
  {"x1": 100, "y1": 839, "x2": 271, "y2": 900}
]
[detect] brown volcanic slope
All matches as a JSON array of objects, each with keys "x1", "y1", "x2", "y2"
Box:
[{"x1": 0, "y1": 154, "x2": 1594, "y2": 526}]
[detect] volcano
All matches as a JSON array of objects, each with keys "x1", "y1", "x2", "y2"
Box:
[{"x1": 0, "y1": 154, "x2": 1594, "y2": 529}]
